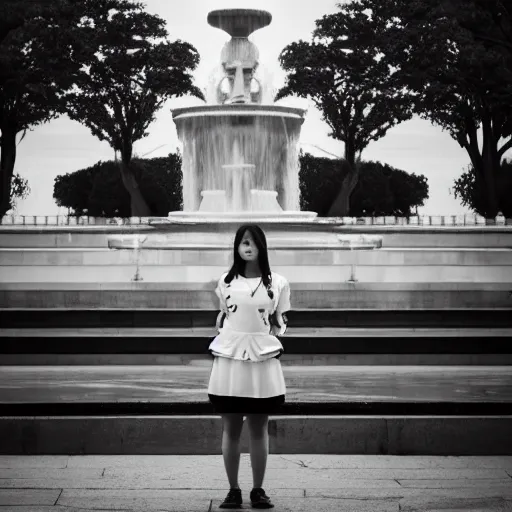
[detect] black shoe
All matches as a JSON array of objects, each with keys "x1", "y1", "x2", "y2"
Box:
[
  {"x1": 250, "y1": 487, "x2": 274, "y2": 509},
  {"x1": 219, "y1": 487, "x2": 243, "y2": 509}
]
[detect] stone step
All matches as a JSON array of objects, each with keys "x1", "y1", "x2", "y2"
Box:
[
  {"x1": 5, "y1": 353, "x2": 512, "y2": 366},
  {"x1": 2, "y1": 283, "x2": 511, "y2": 308},
  {"x1": 1, "y1": 365, "x2": 511, "y2": 455},
  {"x1": 4, "y1": 402, "x2": 512, "y2": 416},
  {"x1": 2, "y1": 365, "x2": 511, "y2": 407},
  {"x1": 2, "y1": 415, "x2": 511, "y2": 455},
  {"x1": 1, "y1": 327, "x2": 511, "y2": 366},
  {"x1": 1, "y1": 264, "x2": 511, "y2": 283},
  {"x1": 5, "y1": 327, "x2": 512, "y2": 337},
  {"x1": 3, "y1": 247, "x2": 512, "y2": 266},
  {"x1": 2, "y1": 224, "x2": 512, "y2": 248},
  {"x1": 1, "y1": 308, "x2": 510, "y2": 328}
]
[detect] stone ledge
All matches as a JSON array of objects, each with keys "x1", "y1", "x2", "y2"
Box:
[
  {"x1": 2, "y1": 249, "x2": 512, "y2": 265},
  {"x1": 1, "y1": 288, "x2": 511, "y2": 308},
  {"x1": 1, "y1": 416, "x2": 511, "y2": 455},
  {"x1": 3, "y1": 326, "x2": 512, "y2": 337},
  {"x1": 1, "y1": 281, "x2": 511, "y2": 290},
  {"x1": 1, "y1": 306, "x2": 510, "y2": 327},
  {"x1": 3, "y1": 353, "x2": 512, "y2": 366}
]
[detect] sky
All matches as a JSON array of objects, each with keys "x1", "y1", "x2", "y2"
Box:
[{"x1": 10, "y1": 0, "x2": 508, "y2": 216}]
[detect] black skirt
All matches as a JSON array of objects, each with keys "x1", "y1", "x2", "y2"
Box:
[{"x1": 208, "y1": 393, "x2": 285, "y2": 414}]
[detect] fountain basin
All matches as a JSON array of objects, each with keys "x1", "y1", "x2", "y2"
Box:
[
  {"x1": 163, "y1": 211, "x2": 318, "y2": 222},
  {"x1": 108, "y1": 220, "x2": 382, "y2": 250},
  {"x1": 172, "y1": 104, "x2": 307, "y2": 213}
]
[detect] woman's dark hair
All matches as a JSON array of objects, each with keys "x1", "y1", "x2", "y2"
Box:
[{"x1": 225, "y1": 224, "x2": 273, "y2": 294}]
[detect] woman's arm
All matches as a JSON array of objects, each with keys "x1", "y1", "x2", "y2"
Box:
[
  {"x1": 270, "y1": 278, "x2": 291, "y2": 336},
  {"x1": 214, "y1": 274, "x2": 229, "y2": 331}
]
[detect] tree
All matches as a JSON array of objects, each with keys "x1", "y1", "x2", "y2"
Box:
[
  {"x1": 352, "y1": 0, "x2": 512, "y2": 217},
  {"x1": 299, "y1": 153, "x2": 429, "y2": 217},
  {"x1": 53, "y1": 166, "x2": 96, "y2": 217},
  {"x1": 0, "y1": 0, "x2": 203, "y2": 219},
  {"x1": 53, "y1": 153, "x2": 183, "y2": 217},
  {"x1": 61, "y1": 3, "x2": 204, "y2": 216},
  {"x1": 453, "y1": 159, "x2": 512, "y2": 217},
  {"x1": 276, "y1": 5, "x2": 414, "y2": 215},
  {"x1": 9, "y1": 173, "x2": 30, "y2": 213},
  {"x1": 0, "y1": 0, "x2": 132, "y2": 219}
]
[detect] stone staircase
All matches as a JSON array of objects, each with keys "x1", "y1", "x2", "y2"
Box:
[
  {"x1": 1, "y1": 308, "x2": 511, "y2": 455},
  {"x1": 1, "y1": 224, "x2": 511, "y2": 455}
]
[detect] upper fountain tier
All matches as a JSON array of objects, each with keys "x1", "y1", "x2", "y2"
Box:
[
  {"x1": 207, "y1": 9, "x2": 272, "y2": 38},
  {"x1": 206, "y1": 9, "x2": 274, "y2": 105}
]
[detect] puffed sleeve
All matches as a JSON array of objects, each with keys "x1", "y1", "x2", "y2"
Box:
[
  {"x1": 214, "y1": 273, "x2": 228, "y2": 330},
  {"x1": 274, "y1": 276, "x2": 291, "y2": 336},
  {"x1": 276, "y1": 278, "x2": 291, "y2": 314},
  {"x1": 215, "y1": 274, "x2": 228, "y2": 313}
]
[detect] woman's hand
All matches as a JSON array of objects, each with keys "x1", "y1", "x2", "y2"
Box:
[
  {"x1": 270, "y1": 324, "x2": 281, "y2": 336},
  {"x1": 215, "y1": 311, "x2": 226, "y2": 331},
  {"x1": 270, "y1": 312, "x2": 288, "y2": 336}
]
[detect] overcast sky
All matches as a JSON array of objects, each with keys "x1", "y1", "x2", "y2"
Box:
[{"x1": 11, "y1": 0, "x2": 508, "y2": 216}]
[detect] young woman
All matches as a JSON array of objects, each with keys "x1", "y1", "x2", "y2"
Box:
[{"x1": 208, "y1": 224, "x2": 291, "y2": 509}]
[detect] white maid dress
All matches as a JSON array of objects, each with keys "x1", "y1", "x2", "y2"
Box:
[{"x1": 207, "y1": 271, "x2": 290, "y2": 406}]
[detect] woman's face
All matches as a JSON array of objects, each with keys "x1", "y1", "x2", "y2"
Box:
[{"x1": 238, "y1": 230, "x2": 259, "y2": 262}]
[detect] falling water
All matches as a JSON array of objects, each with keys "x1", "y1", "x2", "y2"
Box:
[{"x1": 174, "y1": 107, "x2": 303, "y2": 212}]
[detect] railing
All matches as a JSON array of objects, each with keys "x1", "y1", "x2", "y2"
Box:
[
  {"x1": 0, "y1": 215, "x2": 152, "y2": 226},
  {"x1": 0, "y1": 213, "x2": 511, "y2": 227}
]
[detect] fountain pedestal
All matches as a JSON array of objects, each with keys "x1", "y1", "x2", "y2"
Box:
[
  {"x1": 198, "y1": 191, "x2": 226, "y2": 212},
  {"x1": 197, "y1": 164, "x2": 284, "y2": 214},
  {"x1": 250, "y1": 190, "x2": 282, "y2": 212}
]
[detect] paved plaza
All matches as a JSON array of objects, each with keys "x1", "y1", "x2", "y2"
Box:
[{"x1": 1, "y1": 454, "x2": 512, "y2": 511}]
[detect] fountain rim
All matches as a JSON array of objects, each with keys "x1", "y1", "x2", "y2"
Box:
[{"x1": 171, "y1": 104, "x2": 307, "y2": 121}]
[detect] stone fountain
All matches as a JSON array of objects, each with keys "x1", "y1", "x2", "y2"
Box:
[{"x1": 108, "y1": 9, "x2": 381, "y2": 250}]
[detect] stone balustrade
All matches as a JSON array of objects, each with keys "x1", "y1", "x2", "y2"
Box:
[{"x1": 1, "y1": 213, "x2": 511, "y2": 227}]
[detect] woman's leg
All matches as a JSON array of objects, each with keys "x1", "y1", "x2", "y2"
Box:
[
  {"x1": 246, "y1": 413, "x2": 269, "y2": 489},
  {"x1": 221, "y1": 413, "x2": 245, "y2": 489}
]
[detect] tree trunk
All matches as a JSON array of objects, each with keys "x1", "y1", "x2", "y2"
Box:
[
  {"x1": 480, "y1": 114, "x2": 500, "y2": 217},
  {"x1": 0, "y1": 127, "x2": 17, "y2": 219},
  {"x1": 119, "y1": 142, "x2": 151, "y2": 217},
  {"x1": 459, "y1": 111, "x2": 500, "y2": 218},
  {"x1": 327, "y1": 140, "x2": 359, "y2": 217}
]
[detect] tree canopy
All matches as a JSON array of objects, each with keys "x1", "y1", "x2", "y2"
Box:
[
  {"x1": 453, "y1": 159, "x2": 512, "y2": 217},
  {"x1": 9, "y1": 173, "x2": 30, "y2": 213},
  {"x1": 277, "y1": 0, "x2": 512, "y2": 218},
  {"x1": 61, "y1": 1, "x2": 204, "y2": 216},
  {"x1": 299, "y1": 153, "x2": 429, "y2": 217},
  {"x1": 276, "y1": 4, "x2": 414, "y2": 215},
  {"x1": 53, "y1": 153, "x2": 183, "y2": 217},
  {"x1": 349, "y1": 0, "x2": 512, "y2": 217},
  {"x1": 0, "y1": 0, "x2": 92, "y2": 217},
  {"x1": 0, "y1": 0, "x2": 203, "y2": 219}
]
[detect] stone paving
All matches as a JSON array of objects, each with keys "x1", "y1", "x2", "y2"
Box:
[{"x1": 0, "y1": 455, "x2": 512, "y2": 511}]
